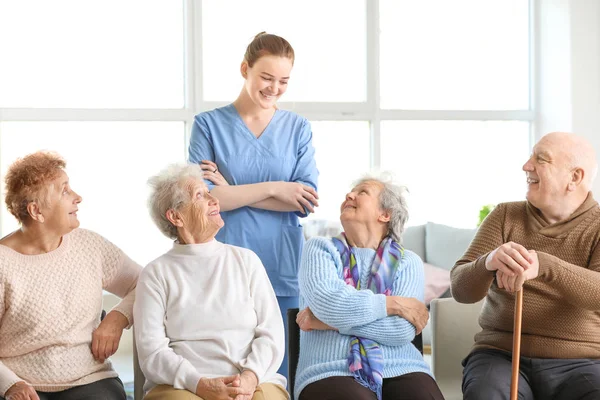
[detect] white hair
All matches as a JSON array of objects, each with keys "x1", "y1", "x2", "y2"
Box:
[
  {"x1": 353, "y1": 172, "x2": 409, "y2": 243},
  {"x1": 147, "y1": 163, "x2": 205, "y2": 239}
]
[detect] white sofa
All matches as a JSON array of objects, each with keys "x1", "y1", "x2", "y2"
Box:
[
  {"x1": 430, "y1": 297, "x2": 484, "y2": 400},
  {"x1": 401, "y1": 222, "x2": 477, "y2": 348}
]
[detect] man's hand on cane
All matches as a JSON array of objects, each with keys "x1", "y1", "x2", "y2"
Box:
[
  {"x1": 486, "y1": 243, "x2": 539, "y2": 292},
  {"x1": 497, "y1": 250, "x2": 539, "y2": 292}
]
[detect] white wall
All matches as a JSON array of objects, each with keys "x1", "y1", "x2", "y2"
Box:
[
  {"x1": 570, "y1": 0, "x2": 600, "y2": 196},
  {"x1": 536, "y1": 0, "x2": 572, "y2": 135},
  {"x1": 537, "y1": 0, "x2": 600, "y2": 197}
]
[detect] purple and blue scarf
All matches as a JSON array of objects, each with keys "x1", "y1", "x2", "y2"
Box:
[{"x1": 332, "y1": 233, "x2": 404, "y2": 400}]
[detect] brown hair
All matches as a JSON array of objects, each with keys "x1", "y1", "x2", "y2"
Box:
[
  {"x1": 4, "y1": 151, "x2": 66, "y2": 224},
  {"x1": 244, "y1": 32, "x2": 295, "y2": 67}
]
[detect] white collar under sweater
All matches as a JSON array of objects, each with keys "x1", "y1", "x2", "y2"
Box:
[{"x1": 169, "y1": 239, "x2": 223, "y2": 257}]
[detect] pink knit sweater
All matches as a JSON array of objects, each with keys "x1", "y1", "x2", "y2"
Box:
[{"x1": 0, "y1": 228, "x2": 141, "y2": 395}]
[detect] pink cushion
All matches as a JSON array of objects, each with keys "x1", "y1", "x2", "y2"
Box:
[{"x1": 424, "y1": 262, "x2": 451, "y2": 305}]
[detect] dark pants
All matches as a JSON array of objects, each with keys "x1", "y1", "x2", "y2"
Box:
[
  {"x1": 299, "y1": 373, "x2": 445, "y2": 400},
  {"x1": 2, "y1": 378, "x2": 126, "y2": 400},
  {"x1": 276, "y1": 295, "x2": 298, "y2": 381},
  {"x1": 463, "y1": 349, "x2": 600, "y2": 400}
]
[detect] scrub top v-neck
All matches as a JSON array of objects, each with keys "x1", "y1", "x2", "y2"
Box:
[
  {"x1": 230, "y1": 104, "x2": 277, "y2": 140},
  {"x1": 189, "y1": 104, "x2": 319, "y2": 296}
]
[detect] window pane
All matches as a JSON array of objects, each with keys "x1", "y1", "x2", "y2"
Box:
[
  {"x1": 201, "y1": 0, "x2": 367, "y2": 102},
  {"x1": 0, "y1": 1, "x2": 184, "y2": 108},
  {"x1": 380, "y1": 0, "x2": 530, "y2": 110},
  {"x1": 309, "y1": 121, "x2": 370, "y2": 223},
  {"x1": 0, "y1": 122, "x2": 185, "y2": 265},
  {"x1": 381, "y1": 121, "x2": 530, "y2": 228}
]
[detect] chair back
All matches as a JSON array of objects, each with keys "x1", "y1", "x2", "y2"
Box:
[
  {"x1": 132, "y1": 330, "x2": 145, "y2": 400},
  {"x1": 287, "y1": 308, "x2": 301, "y2": 400},
  {"x1": 413, "y1": 328, "x2": 424, "y2": 355},
  {"x1": 430, "y1": 297, "x2": 484, "y2": 400}
]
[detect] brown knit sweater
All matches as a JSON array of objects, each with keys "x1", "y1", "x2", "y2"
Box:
[{"x1": 451, "y1": 193, "x2": 600, "y2": 359}]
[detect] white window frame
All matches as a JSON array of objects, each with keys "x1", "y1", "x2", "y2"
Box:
[{"x1": 0, "y1": 0, "x2": 536, "y2": 231}]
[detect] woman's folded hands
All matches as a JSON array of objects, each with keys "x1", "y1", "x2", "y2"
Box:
[{"x1": 195, "y1": 370, "x2": 258, "y2": 400}]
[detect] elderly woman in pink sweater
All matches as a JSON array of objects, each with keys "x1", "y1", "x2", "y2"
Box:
[{"x1": 0, "y1": 151, "x2": 141, "y2": 400}]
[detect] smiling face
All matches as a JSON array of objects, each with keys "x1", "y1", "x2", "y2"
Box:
[
  {"x1": 38, "y1": 170, "x2": 82, "y2": 234},
  {"x1": 177, "y1": 178, "x2": 223, "y2": 241},
  {"x1": 522, "y1": 134, "x2": 576, "y2": 215},
  {"x1": 241, "y1": 55, "x2": 292, "y2": 109},
  {"x1": 340, "y1": 181, "x2": 387, "y2": 225}
]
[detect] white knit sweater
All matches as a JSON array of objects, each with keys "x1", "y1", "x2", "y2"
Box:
[
  {"x1": 133, "y1": 240, "x2": 286, "y2": 395},
  {"x1": 0, "y1": 228, "x2": 141, "y2": 395}
]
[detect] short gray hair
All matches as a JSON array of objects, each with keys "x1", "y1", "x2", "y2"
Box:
[
  {"x1": 353, "y1": 173, "x2": 409, "y2": 243},
  {"x1": 147, "y1": 163, "x2": 205, "y2": 239}
]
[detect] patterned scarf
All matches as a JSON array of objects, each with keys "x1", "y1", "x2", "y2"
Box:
[{"x1": 332, "y1": 233, "x2": 404, "y2": 400}]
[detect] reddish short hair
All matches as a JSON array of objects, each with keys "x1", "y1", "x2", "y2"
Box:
[{"x1": 4, "y1": 151, "x2": 66, "y2": 224}]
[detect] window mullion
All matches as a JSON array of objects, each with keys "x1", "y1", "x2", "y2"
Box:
[
  {"x1": 184, "y1": 0, "x2": 199, "y2": 160},
  {"x1": 367, "y1": 0, "x2": 381, "y2": 171}
]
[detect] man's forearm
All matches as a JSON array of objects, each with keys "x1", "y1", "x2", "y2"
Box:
[
  {"x1": 451, "y1": 255, "x2": 495, "y2": 304},
  {"x1": 538, "y1": 252, "x2": 600, "y2": 310}
]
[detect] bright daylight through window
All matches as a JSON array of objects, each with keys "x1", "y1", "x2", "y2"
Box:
[{"x1": 0, "y1": 0, "x2": 532, "y2": 264}]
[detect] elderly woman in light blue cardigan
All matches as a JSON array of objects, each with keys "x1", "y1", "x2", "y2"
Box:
[{"x1": 294, "y1": 175, "x2": 445, "y2": 400}]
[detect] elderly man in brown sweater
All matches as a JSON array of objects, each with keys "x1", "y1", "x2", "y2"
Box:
[{"x1": 451, "y1": 132, "x2": 600, "y2": 400}]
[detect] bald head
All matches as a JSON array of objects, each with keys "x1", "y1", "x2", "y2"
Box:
[{"x1": 540, "y1": 132, "x2": 598, "y2": 189}]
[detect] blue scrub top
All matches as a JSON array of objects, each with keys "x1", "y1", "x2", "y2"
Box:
[{"x1": 189, "y1": 104, "x2": 319, "y2": 296}]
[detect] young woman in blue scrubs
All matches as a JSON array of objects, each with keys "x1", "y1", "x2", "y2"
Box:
[{"x1": 188, "y1": 32, "x2": 319, "y2": 380}]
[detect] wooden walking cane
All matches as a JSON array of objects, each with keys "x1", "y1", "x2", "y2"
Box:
[{"x1": 510, "y1": 289, "x2": 524, "y2": 400}]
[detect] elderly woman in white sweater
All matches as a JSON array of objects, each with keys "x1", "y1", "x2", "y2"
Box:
[{"x1": 134, "y1": 164, "x2": 288, "y2": 400}]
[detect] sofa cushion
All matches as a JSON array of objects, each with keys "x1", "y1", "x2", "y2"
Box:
[
  {"x1": 424, "y1": 262, "x2": 451, "y2": 305},
  {"x1": 401, "y1": 225, "x2": 426, "y2": 261},
  {"x1": 425, "y1": 222, "x2": 476, "y2": 270}
]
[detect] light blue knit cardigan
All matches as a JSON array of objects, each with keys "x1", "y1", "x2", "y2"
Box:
[{"x1": 294, "y1": 237, "x2": 432, "y2": 399}]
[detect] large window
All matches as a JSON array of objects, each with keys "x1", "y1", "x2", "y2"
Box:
[
  {"x1": 380, "y1": 121, "x2": 530, "y2": 227},
  {"x1": 201, "y1": 0, "x2": 367, "y2": 102},
  {"x1": 379, "y1": 0, "x2": 530, "y2": 110},
  {"x1": 0, "y1": 0, "x2": 533, "y2": 259},
  {"x1": 310, "y1": 121, "x2": 371, "y2": 218},
  {"x1": 0, "y1": 122, "x2": 184, "y2": 264},
  {"x1": 0, "y1": 1, "x2": 185, "y2": 108}
]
